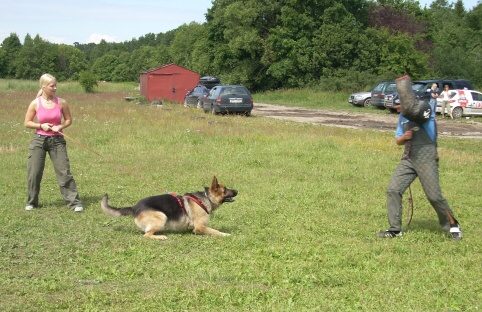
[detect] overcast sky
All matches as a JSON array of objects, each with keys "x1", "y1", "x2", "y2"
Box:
[{"x1": 0, "y1": 0, "x2": 478, "y2": 45}]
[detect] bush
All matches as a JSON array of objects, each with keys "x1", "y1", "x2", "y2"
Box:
[{"x1": 78, "y1": 70, "x2": 98, "y2": 93}]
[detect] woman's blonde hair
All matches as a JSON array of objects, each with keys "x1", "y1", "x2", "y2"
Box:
[{"x1": 36, "y1": 73, "x2": 56, "y2": 97}]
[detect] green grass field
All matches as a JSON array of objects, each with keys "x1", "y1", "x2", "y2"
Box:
[{"x1": 1, "y1": 80, "x2": 482, "y2": 311}]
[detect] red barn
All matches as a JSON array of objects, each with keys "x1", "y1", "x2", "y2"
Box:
[{"x1": 140, "y1": 63, "x2": 200, "y2": 102}]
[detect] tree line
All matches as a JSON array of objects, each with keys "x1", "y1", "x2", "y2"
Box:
[{"x1": 0, "y1": 0, "x2": 481, "y2": 92}]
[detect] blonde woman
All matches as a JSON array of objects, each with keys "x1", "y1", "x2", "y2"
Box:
[
  {"x1": 440, "y1": 85, "x2": 453, "y2": 119},
  {"x1": 24, "y1": 74, "x2": 83, "y2": 212}
]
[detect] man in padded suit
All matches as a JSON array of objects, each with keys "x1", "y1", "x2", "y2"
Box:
[{"x1": 377, "y1": 78, "x2": 462, "y2": 240}]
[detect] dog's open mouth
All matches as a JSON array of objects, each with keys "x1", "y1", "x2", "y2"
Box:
[{"x1": 223, "y1": 197, "x2": 235, "y2": 203}]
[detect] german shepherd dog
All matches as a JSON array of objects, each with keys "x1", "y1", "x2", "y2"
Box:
[{"x1": 101, "y1": 176, "x2": 237, "y2": 240}]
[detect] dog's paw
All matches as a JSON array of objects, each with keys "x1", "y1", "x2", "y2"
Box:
[
  {"x1": 220, "y1": 232, "x2": 231, "y2": 237},
  {"x1": 144, "y1": 234, "x2": 168, "y2": 240}
]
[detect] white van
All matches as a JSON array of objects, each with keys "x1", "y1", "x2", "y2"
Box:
[{"x1": 436, "y1": 89, "x2": 482, "y2": 118}]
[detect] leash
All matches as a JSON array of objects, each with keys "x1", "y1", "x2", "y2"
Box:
[
  {"x1": 406, "y1": 184, "x2": 414, "y2": 226},
  {"x1": 60, "y1": 132, "x2": 168, "y2": 193}
]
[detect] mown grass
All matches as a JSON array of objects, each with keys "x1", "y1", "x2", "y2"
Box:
[{"x1": 1, "y1": 80, "x2": 482, "y2": 311}]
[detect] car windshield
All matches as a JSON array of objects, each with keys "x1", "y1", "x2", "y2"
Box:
[
  {"x1": 412, "y1": 83, "x2": 428, "y2": 92},
  {"x1": 373, "y1": 83, "x2": 384, "y2": 92},
  {"x1": 221, "y1": 87, "x2": 248, "y2": 96},
  {"x1": 386, "y1": 84, "x2": 397, "y2": 92}
]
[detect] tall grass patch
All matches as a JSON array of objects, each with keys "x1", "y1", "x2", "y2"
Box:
[{"x1": 1, "y1": 84, "x2": 482, "y2": 311}]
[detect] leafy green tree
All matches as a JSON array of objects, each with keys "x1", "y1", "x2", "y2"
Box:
[
  {"x1": 118, "y1": 51, "x2": 131, "y2": 64},
  {"x1": 88, "y1": 39, "x2": 126, "y2": 61},
  {"x1": 78, "y1": 70, "x2": 98, "y2": 92},
  {"x1": 0, "y1": 33, "x2": 22, "y2": 78},
  {"x1": 56, "y1": 44, "x2": 88, "y2": 80},
  {"x1": 112, "y1": 64, "x2": 132, "y2": 82},
  {"x1": 13, "y1": 34, "x2": 58, "y2": 80},
  {"x1": 466, "y1": 2, "x2": 482, "y2": 31},
  {"x1": 313, "y1": 4, "x2": 362, "y2": 77},
  {"x1": 206, "y1": 0, "x2": 280, "y2": 89},
  {"x1": 169, "y1": 22, "x2": 206, "y2": 70},
  {"x1": 263, "y1": 5, "x2": 316, "y2": 88},
  {"x1": 426, "y1": 0, "x2": 481, "y2": 85},
  {"x1": 375, "y1": 29, "x2": 429, "y2": 77},
  {"x1": 128, "y1": 45, "x2": 171, "y2": 81},
  {"x1": 0, "y1": 49, "x2": 5, "y2": 78},
  {"x1": 91, "y1": 54, "x2": 120, "y2": 81}
]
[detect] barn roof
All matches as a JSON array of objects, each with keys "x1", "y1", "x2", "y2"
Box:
[{"x1": 140, "y1": 63, "x2": 197, "y2": 74}]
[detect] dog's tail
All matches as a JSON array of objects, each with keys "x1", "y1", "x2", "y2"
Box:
[{"x1": 101, "y1": 194, "x2": 135, "y2": 217}]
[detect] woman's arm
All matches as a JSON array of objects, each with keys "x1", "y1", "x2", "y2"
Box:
[
  {"x1": 51, "y1": 98, "x2": 72, "y2": 132},
  {"x1": 24, "y1": 100, "x2": 41, "y2": 130}
]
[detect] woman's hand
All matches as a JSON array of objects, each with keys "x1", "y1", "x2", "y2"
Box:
[{"x1": 50, "y1": 124, "x2": 61, "y2": 132}]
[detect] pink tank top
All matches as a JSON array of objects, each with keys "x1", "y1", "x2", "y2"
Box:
[{"x1": 36, "y1": 97, "x2": 62, "y2": 136}]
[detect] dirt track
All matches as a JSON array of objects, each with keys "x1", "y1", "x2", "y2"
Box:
[{"x1": 252, "y1": 103, "x2": 482, "y2": 139}]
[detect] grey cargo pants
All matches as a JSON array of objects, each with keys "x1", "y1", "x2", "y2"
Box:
[
  {"x1": 27, "y1": 134, "x2": 82, "y2": 209},
  {"x1": 386, "y1": 144, "x2": 455, "y2": 232}
]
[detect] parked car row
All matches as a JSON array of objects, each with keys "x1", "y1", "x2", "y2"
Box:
[
  {"x1": 184, "y1": 76, "x2": 222, "y2": 107},
  {"x1": 183, "y1": 76, "x2": 253, "y2": 116},
  {"x1": 384, "y1": 79, "x2": 475, "y2": 114},
  {"x1": 349, "y1": 78, "x2": 475, "y2": 116}
]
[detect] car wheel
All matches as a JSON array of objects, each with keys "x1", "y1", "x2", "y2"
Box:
[
  {"x1": 363, "y1": 98, "x2": 371, "y2": 107},
  {"x1": 452, "y1": 107, "x2": 463, "y2": 118},
  {"x1": 245, "y1": 110, "x2": 251, "y2": 117}
]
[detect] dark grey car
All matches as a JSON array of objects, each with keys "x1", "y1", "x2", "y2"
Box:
[
  {"x1": 184, "y1": 85, "x2": 210, "y2": 107},
  {"x1": 203, "y1": 85, "x2": 254, "y2": 116},
  {"x1": 371, "y1": 81, "x2": 397, "y2": 109}
]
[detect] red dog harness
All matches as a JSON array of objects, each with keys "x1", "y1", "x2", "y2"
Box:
[{"x1": 170, "y1": 193, "x2": 209, "y2": 214}]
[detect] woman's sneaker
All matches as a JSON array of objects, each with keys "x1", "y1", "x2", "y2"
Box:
[
  {"x1": 25, "y1": 205, "x2": 35, "y2": 211},
  {"x1": 450, "y1": 226, "x2": 462, "y2": 240},
  {"x1": 74, "y1": 206, "x2": 84, "y2": 212},
  {"x1": 377, "y1": 230, "x2": 403, "y2": 238}
]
